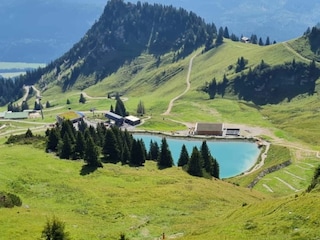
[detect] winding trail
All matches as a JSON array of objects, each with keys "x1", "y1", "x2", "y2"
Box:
[{"x1": 162, "y1": 54, "x2": 197, "y2": 115}]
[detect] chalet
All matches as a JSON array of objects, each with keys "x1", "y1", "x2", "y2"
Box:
[
  {"x1": 125, "y1": 115, "x2": 141, "y2": 126},
  {"x1": 195, "y1": 123, "x2": 224, "y2": 136},
  {"x1": 241, "y1": 36, "x2": 250, "y2": 43},
  {"x1": 105, "y1": 111, "x2": 124, "y2": 126},
  {"x1": 56, "y1": 111, "x2": 85, "y2": 124}
]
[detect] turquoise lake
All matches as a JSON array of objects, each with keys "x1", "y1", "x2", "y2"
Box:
[{"x1": 133, "y1": 134, "x2": 261, "y2": 178}]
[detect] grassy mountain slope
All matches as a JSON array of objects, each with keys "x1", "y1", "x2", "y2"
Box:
[{"x1": 1, "y1": 143, "x2": 320, "y2": 240}]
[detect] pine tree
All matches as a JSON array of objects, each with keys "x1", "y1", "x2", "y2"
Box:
[
  {"x1": 148, "y1": 140, "x2": 159, "y2": 160},
  {"x1": 84, "y1": 135, "x2": 102, "y2": 168},
  {"x1": 215, "y1": 27, "x2": 224, "y2": 46},
  {"x1": 200, "y1": 141, "x2": 212, "y2": 173},
  {"x1": 157, "y1": 137, "x2": 174, "y2": 168},
  {"x1": 223, "y1": 27, "x2": 230, "y2": 38},
  {"x1": 46, "y1": 128, "x2": 61, "y2": 152},
  {"x1": 115, "y1": 94, "x2": 126, "y2": 117},
  {"x1": 177, "y1": 144, "x2": 189, "y2": 167},
  {"x1": 79, "y1": 93, "x2": 86, "y2": 104},
  {"x1": 258, "y1": 37, "x2": 264, "y2": 46},
  {"x1": 136, "y1": 100, "x2": 145, "y2": 116},
  {"x1": 73, "y1": 131, "x2": 85, "y2": 160},
  {"x1": 187, "y1": 147, "x2": 203, "y2": 177},
  {"x1": 211, "y1": 157, "x2": 220, "y2": 179},
  {"x1": 103, "y1": 129, "x2": 120, "y2": 163},
  {"x1": 265, "y1": 36, "x2": 270, "y2": 46},
  {"x1": 130, "y1": 139, "x2": 145, "y2": 166},
  {"x1": 59, "y1": 134, "x2": 72, "y2": 159},
  {"x1": 46, "y1": 101, "x2": 51, "y2": 108}
]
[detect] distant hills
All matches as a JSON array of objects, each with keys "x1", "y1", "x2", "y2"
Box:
[
  {"x1": 0, "y1": 0, "x2": 104, "y2": 63},
  {"x1": 1, "y1": 0, "x2": 320, "y2": 63}
]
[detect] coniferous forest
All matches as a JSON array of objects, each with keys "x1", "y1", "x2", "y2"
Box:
[{"x1": 44, "y1": 119, "x2": 219, "y2": 178}]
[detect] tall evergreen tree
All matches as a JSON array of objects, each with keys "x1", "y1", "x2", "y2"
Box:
[
  {"x1": 73, "y1": 131, "x2": 85, "y2": 160},
  {"x1": 84, "y1": 135, "x2": 102, "y2": 168},
  {"x1": 200, "y1": 141, "x2": 212, "y2": 173},
  {"x1": 187, "y1": 147, "x2": 203, "y2": 177},
  {"x1": 265, "y1": 36, "x2": 270, "y2": 46},
  {"x1": 223, "y1": 26, "x2": 230, "y2": 38},
  {"x1": 79, "y1": 93, "x2": 86, "y2": 104},
  {"x1": 157, "y1": 137, "x2": 174, "y2": 168},
  {"x1": 59, "y1": 134, "x2": 72, "y2": 159},
  {"x1": 115, "y1": 94, "x2": 126, "y2": 117},
  {"x1": 258, "y1": 37, "x2": 264, "y2": 46},
  {"x1": 46, "y1": 128, "x2": 61, "y2": 152},
  {"x1": 148, "y1": 140, "x2": 159, "y2": 160},
  {"x1": 216, "y1": 27, "x2": 224, "y2": 46},
  {"x1": 103, "y1": 129, "x2": 120, "y2": 163},
  {"x1": 130, "y1": 139, "x2": 146, "y2": 166},
  {"x1": 136, "y1": 100, "x2": 145, "y2": 116},
  {"x1": 177, "y1": 144, "x2": 189, "y2": 167}
]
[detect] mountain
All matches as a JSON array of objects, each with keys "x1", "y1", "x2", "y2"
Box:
[
  {"x1": 2, "y1": 0, "x2": 320, "y2": 63},
  {"x1": 130, "y1": 0, "x2": 320, "y2": 42},
  {"x1": 21, "y1": 0, "x2": 216, "y2": 90},
  {"x1": 0, "y1": 0, "x2": 104, "y2": 63}
]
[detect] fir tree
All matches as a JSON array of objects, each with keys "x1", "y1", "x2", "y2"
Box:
[
  {"x1": 59, "y1": 134, "x2": 72, "y2": 159},
  {"x1": 73, "y1": 131, "x2": 85, "y2": 160},
  {"x1": 148, "y1": 140, "x2": 159, "y2": 160},
  {"x1": 177, "y1": 144, "x2": 189, "y2": 167},
  {"x1": 79, "y1": 93, "x2": 86, "y2": 104},
  {"x1": 46, "y1": 128, "x2": 61, "y2": 152},
  {"x1": 136, "y1": 100, "x2": 145, "y2": 116},
  {"x1": 103, "y1": 129, "x2": 120, "y2": 163},
  {"x1": 187, "y1": 147, "x2": 203, "y2": 177},
  {"x1": 84, "y1": 135, "x2": 102, "y2": 168},
  {"x1": 157, "y1": 137, "x2": 174, "y2": 168}
]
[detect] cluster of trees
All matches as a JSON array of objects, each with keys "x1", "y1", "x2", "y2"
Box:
[
  {"x1": 45, "y1": 119, "x2": 219, "y2": 179},
  {"x1": 45, "y1": 119, "x2": 174, "y2": 169},
  {"x1": 201, "y1": 58, "x2": 320, "y2": 105},
  {"x1": 233, "y1": 59, "x2": 320, "y2": 104},
  {"x1": 0, "y1": 77, "x2": 24, "y2": 106},
  {"x1": 178, "y1": 142, "x2": 219, "y2": 178}
]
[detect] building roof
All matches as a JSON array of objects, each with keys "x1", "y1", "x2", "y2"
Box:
[
  {"x1": 57, "y1": 111, "x2": 84, "y2": 121},
  {"x1": 125, "y1": 115, "x2": 140, "y2": 122},
  {"x1": 195, "y1": 123, "x2": 224, "y2": 132},
  {"x1": 4, "y1": 111, "x2": 29, "y2": 119},
  {"x1": 105, "y1": 111, "x2": 123, "y2": 120},
  {"x1": 0, "y1": 112, "x2": 5, "y2": 118}
]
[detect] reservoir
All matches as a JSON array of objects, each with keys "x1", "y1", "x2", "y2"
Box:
[{"x1": 133, "y1": 133, "x2": 261, "y2": 178}]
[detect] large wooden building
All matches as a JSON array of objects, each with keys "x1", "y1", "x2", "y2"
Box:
[{"x1": 194, "y1": 123, "x2": 224, "y2": 136}]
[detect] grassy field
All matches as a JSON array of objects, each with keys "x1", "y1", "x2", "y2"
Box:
[
  {"x1": 1, "y1": 143, "x2": 320, "y2": 240},
  {"x1": 2, "y1": 38, "x2": 320, "y2": 239}
]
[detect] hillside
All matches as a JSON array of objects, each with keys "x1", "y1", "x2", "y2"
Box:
[{"x1": 1, "y1": 143, "x2": 320, "y2": 240}]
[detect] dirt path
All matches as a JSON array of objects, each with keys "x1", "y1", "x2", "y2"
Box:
[
  {"x1": 282, "y1": 42, "x2": 319, "y2": 65},
  {"x1": 162, "y1": 54, "x2": 197, "y2": 115}
]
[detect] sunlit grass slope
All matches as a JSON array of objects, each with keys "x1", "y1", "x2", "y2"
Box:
[
  {"x1": 0, "y1": 144, "x2": 267, "y2": 240},
  {"x1": 1, "y1": 143, "x2": 320, "y2": 239}
]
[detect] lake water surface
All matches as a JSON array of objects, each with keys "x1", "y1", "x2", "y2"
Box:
[{"x1": 133, "y1": 133, "x2": 261, "y2": 178}]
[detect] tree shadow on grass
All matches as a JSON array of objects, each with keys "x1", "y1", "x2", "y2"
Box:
[{"x1": 80, "y1": 164, "x2": 98, "y2": 176}]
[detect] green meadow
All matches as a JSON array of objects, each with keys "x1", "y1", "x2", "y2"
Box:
[{"x1": 1, "y1": 39, "x2": 320, "y2": 239}]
